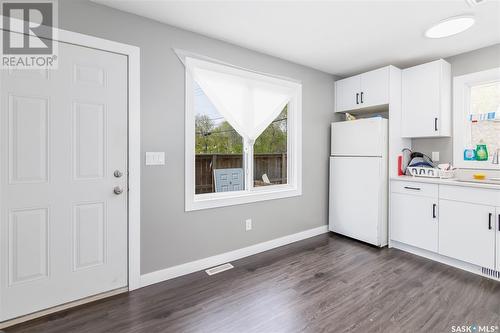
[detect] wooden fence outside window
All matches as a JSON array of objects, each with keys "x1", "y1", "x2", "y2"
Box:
[{"x1": 195, "y1": 153, "x2": 287, "y2": 194}]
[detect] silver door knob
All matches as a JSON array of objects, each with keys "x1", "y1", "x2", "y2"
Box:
[
  {"x1": 114, "y1": 186, "x2": 123, "y2": 195},
  {"x1": 114, "y1": 170, "x2": 123, "y2": 178}
]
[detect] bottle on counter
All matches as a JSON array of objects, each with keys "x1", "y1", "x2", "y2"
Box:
[
  {"x1": 476, "y1": 140, "x2": 489, "y2": 161},
  {"x1": 463, "y1": 146, "x2": 476, "y2": 161}
]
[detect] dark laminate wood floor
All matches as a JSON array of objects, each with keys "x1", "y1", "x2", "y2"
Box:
[{"x1": 5, "y1": 233, "x2": 500, "y2": 333}]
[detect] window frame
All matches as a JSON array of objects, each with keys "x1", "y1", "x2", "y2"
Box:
[
  {"x1": 453, "y1": 67, "x2": 500, "y2": 170},
  {"x1": 185, "y1": 58, "x2": 302, "y2": 211}
]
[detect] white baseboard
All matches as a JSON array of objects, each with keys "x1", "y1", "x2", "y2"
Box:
[
  {"x1": 390, "y1": 240, "x2": 500, "y2": 282},
  {"x1": 0, "y1": 287, "x2": 127, "y2": 329},
  {"x1": 139, "y1": 225, "x2": 329, "y2": 288}
]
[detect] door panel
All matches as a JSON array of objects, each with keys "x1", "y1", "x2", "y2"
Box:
[
  {"x1": 335, "y1": 75, "x2": 360, "y2": 112},
  {"x1": 360, "y1": 67, "x2": 389, "y2": 108},
  {"x1": 8, "y1": 208, "x2": 49, "y2": 285},
  {"x1": 1, "y1": 41, "x2": 128, "y2": 321},
  {"x1": 8, "y1": 95, "x2": 49, "y2": 184},
  {"x1": 73, "y1": 202, "x2": 106, "y2": 271},
  {"x1": 329, "y1": 156, "x2": 382, "y2": 245},
  {"x1": 73, "y1": 102, "x2": 106, "y2": 180},
  {"x1": 390, "y1": 193, "x2": 438, "y2": 252},
  {"x1": 439, "y1": 200, "x2": 495, "y2": 269}
]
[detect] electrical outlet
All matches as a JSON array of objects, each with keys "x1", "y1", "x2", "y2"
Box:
[
  {"x1": 245, "y1": 219, "x2": 252, "y2": 231},
  {"x1": 432, "y1": 151, "x2": 440, "y2": 162}
]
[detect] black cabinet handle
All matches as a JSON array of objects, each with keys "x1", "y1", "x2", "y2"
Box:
[
  {"x1": 434, "y1": 118, "x2": 438, "y2": 131},
  {"x1": 498, "y1": 214, "x2": 500, "y2": 231},
  {"x1": 356, "y1": 93, "x2": 359, "y2": 104},
  {"x1": 489, "y1": 213, "x2": 492, "y2": 230},
  {"x1": 432, "y1": 204, "x2": 437, "y2": 219},
  {"x1": 404, "y1": 186, "x2": 421, "y2": 191},
  {"x1": 360, "y1": 92, "x2": 364, "y2": 104}
]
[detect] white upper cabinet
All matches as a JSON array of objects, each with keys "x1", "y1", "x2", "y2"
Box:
[
  {"x1": 335, "y1": 75, "x2": 361, "y2": 112},
  {"x1": 335, "y1": 67, "x2": 390, "y2": 112},
  {"x1": 361, "y1": 67, "x2": 390, "y2": 108},
  {"x1": 401, "y1": 59, "x2": 451, "y2": 138}
]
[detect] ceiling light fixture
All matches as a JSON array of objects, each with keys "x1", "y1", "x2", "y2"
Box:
[
  {"x1": 465, "y1": 0, "x2": 486, "y2": 7},
  {"x1": 425, "y1": 16, "x2": 475, "y2": 39}
]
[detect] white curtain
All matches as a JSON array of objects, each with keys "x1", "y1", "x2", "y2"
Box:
[{"x1": 186, "y1": 57, "x2": 296, "y2": 141}]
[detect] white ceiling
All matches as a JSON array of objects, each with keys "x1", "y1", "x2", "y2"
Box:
[{"x1": 94, "y1": 0, "x2": 500, "y2": 76}]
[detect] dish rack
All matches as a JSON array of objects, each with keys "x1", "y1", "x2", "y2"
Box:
[
  {"x1": 407, "y1": 167, "x2": 455, "y2": 179},
  {"x1": 439, "y1": 169, "x2": 455, "y2": 179}
]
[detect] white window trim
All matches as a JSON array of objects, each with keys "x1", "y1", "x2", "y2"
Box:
[
  {"x1": 185, "y1": 59, "x2": 302, "y2": 211},
  {"x1": 453, "y1": 67, "x2": 500, "y2": 170}
]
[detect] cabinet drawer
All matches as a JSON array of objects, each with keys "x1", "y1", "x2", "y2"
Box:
[
  {"x1": 391, "y1": 181, "x2": 438, "y2": 198},
  {"x1": 440, "y1": 185, "x2": 500, "y2": 206}
]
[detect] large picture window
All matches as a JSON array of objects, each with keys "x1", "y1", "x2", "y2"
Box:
[{"x1": 185, "y1": 56, "x2": 302, "y2": 211}]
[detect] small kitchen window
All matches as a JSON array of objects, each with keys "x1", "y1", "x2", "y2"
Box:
[{"x1": 453, "y1": 68, "x2": 500, "y2": 170}]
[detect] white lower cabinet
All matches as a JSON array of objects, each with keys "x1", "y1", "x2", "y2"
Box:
[
  {"x1": 391, "y1": 192, "x2": 438, "y2": 252},
  {"x1": 497, "y1": 207, "x2": 500, "y2": 271},
  {"x1": 439, "y1": 200, "x2": 496, "y2": 269},
  {"x1": 391, "y1": 180, "x2": 500, "y2": 277}
]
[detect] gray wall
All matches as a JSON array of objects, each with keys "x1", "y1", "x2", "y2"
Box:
[
  {"x1": 59, "y1": 1, "x2": 337, "y2": 274},
  {"x1": 412, "y1": 44, "x2": 500, "y2": 163}
]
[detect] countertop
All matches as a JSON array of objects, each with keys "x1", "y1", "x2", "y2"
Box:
[{"x1": 391, "y1": 175, "x2": 500, "y2": 190}]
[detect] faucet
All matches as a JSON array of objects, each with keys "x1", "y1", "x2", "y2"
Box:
[{"x1": 493, "y1": 148, "x2": 499, "y2": 165}]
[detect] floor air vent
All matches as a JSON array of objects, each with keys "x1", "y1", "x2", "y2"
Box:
[
  {"x1": 481, "y1": 267, "x2": 500, "y2": 279},
  {"x1": 205, "y1": 263, "x2": 234, "y2": 276}
]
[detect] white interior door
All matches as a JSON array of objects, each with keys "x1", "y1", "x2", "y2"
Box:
[
  {"x1": 0, "y1": 41, "x2": 128, "y2": 321},
  {"x1": 329, "y1": 156, "x2": 382, "y2": 245}
]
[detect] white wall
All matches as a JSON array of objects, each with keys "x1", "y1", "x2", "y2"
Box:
[{"x1": 59, "y1": 0, "x2": 339, "y2": 275}]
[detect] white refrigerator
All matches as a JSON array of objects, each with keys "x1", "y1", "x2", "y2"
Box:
[{"x1": 329, "y1": 118, "x2": 388, "y2": 247}]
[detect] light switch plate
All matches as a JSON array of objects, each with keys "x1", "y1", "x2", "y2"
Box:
[
  {"x1": 432, "y1": 151, "x2": 440, "y2": 162},
  {"x1": 145, "y1": 152, "x2": 165, "y2": 166},
  {"x1": 245, "y1": 219, "x2": 252, "y2": 231}
]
